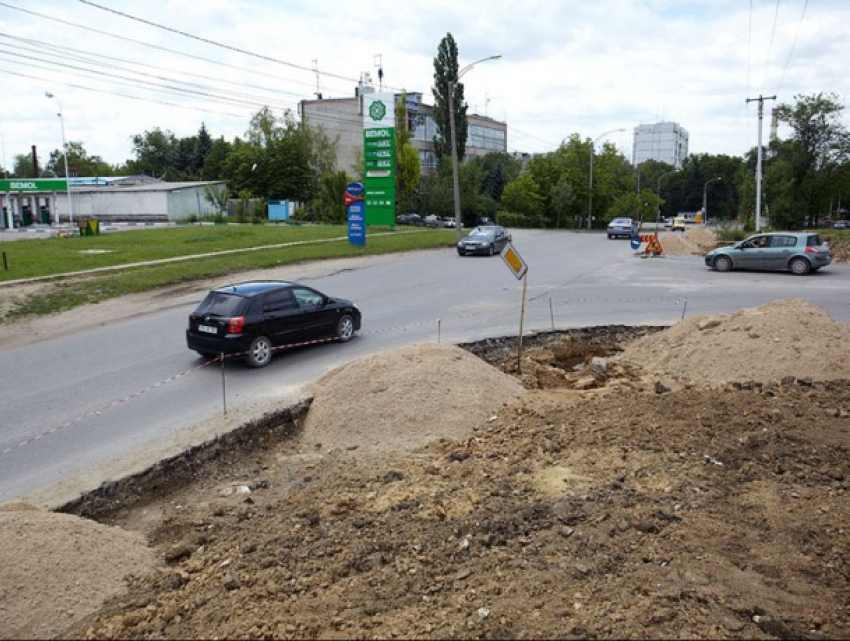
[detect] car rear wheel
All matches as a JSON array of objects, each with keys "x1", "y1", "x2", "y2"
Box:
[
  {"x1": 714, "y1": 255, "x2": 733, "y2": 272},
  {"x1": 246, "y1": 335, "x2": 273, "y2": 368},
  {"x1": 789, "y1": 257, "x2": 811, "y2": 275},
  {"x1": 336, "y1": 314, "x2": 355, "y2": 342}
]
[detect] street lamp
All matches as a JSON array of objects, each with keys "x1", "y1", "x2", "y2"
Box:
[
  {"x1": 656, "y1": 170, "x2": 675, "y2": 224},
  {"x1": 702, "y1": 176, "x2": 722, "y2": 223},
  {"x1": 587, "y1": 128, "x2": 625, "y2": 229},
  {"x1": 449, "y1": 54, "x2": 501, "y2": 241},
  {"x1": 45, "y1": 92, "x2": 74, "y2": 225}
]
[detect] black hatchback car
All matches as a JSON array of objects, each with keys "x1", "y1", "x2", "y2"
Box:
[{"x1": 186, "y1": 281, "x2": 361, "y2": 367}]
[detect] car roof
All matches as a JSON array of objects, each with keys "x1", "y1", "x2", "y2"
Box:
[
  {"x1": 212, "y1": 281, "x2": 294, "y2": 297},
  {"x1": 750, "y1": 232, "x2": 815, "y2": 237}
]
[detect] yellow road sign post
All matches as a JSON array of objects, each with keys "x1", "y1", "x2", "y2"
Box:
[{"x1": 500, "y1": 243, "x2": 529, "y2": 372}]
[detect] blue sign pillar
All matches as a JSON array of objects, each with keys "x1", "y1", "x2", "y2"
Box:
[{"x1": 345, "y1": 182, "x2": 366, "y2": 246}]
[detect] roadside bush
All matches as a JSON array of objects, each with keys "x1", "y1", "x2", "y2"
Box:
[{"x1": 715, "y1": 227, "x2": 748, "y2": 243}]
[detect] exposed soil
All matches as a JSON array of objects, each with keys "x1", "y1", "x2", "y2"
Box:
[{"x1": 0, "y1": 296, "x2": 848, "y2": 640}]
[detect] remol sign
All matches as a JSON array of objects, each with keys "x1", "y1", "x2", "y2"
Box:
[{"x1": 0, "y1": 179, "x2": 68, "y2": 192}]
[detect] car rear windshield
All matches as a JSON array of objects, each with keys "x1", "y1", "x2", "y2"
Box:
[
  {"x1": 806, "y1": 234, "x2": 823, "y2": 246},
  {"x1": 194, "y1": 292, "x2": 247, "y2": 316}
]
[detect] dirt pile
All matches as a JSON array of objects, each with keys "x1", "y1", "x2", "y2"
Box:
[
  {"x1": 658, "y1": 226, "x2": 719, "y2": 255},
  {"x1": 619, "y1": 298, "x2": 850, "y2": 384},
  {"x1": 0, "y1": 502, "x2": 157, "y2": 639},
  {"x1": 301, "y1": 343, "x2": 527, "y2": 455},
  {"x1": 2, "y1": 302, "x2": 849, "y2": 639}
]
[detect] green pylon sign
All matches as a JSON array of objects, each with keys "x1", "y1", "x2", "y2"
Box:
[{"x1": 362, "y1": 92, "x2": 396, "y2": 227}]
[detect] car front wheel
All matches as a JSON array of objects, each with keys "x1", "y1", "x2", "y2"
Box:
[
  {"x1": 336, "y1": 314, "x2": 355, "y2": 342},
  {"x1": 714, "y1": 255, "x2": 733, "y2": 272},
  {"x1": 789, "y1": 257, "x2": 811, "y2": 275},
  {"x1": 246, "y1": 335, "x2": 273, "y2": 368}
]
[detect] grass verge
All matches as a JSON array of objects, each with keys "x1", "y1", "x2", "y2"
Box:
[{"x1": 1, "y1": 224, "x2": 456, "y2": 319}]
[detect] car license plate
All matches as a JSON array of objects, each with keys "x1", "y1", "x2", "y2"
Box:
[{"x1": 198, "y1": 324, "x2": 218, "y2": 335}]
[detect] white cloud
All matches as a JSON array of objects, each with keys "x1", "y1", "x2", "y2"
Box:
[{"x1": 0, "y1": 0, "x2": 847, "y2": 169}]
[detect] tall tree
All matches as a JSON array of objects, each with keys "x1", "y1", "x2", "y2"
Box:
[
  {"x1": 194, "y1": 123, "x2": 213, "y2": 174},
  {"x1": 431, "y1": 33, "x2": 467, "y2": 165},
  {"x1": 12, "y1": 153, "x2": 40, "y2": 178},
  {"x1": 128, "y1": 127, "x2": 177, "y2": 179},
  {"x1": 200, "y1": 137, "x2": 232, "y2": 181},
  {"x1": 772, "y1": 92, "x2": 850, "y2": 227},
  {"x1": 46, "y1": 142, "x2": 113, "y2": 178},
  {"x1": 501, "y1": 172, "x2": 544, "y2": 223}
]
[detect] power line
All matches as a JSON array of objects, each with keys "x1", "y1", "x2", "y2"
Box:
[
  {"x1": 0, "y1": 49, "x2": 296, "y2": 113},
  {"x1": 78, "y1": 0, "x2": 362, "y2": 85},
  {"x1": 760, "y1": 0, "x2": 781, "y2": 94},
  {"x1": 0, "y1": 67, "x2": 249, "y2": 119},
  {"x1": 0, "y1": 33, "x2": 312, "y2": 101},
  {"x1": 0, "y1": 2, "x2": 345, "y2": 96},
  {"x1": 775, "y1": 0, "x2": 810, "y2": 95}
]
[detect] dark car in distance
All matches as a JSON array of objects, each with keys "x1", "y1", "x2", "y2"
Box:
[
  {"x1": 396, "y1": 213, "x2": 424, "y2": 226},
  {"x1": 457, "y1": 225, "x2": 512, "y2": 256},
  {"x1": 704, "y1": 232, "x2": 832, "y2": 275},
  {"x1": 186, "y1": 281, "x2": 361, "y2": 367}
]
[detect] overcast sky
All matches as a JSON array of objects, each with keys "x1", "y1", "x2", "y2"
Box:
[{"x1": 1, "y1": 0, "x2": 848, "y2": 171}]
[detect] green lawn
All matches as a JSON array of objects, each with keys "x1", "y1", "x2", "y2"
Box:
[{"x1": 0, "y1": 224, "x2": 457, "y2": 318}]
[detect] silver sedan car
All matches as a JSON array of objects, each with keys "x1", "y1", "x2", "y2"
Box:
[{"x1": 704, "y1": 232, "x2": 832, "y2": 275}]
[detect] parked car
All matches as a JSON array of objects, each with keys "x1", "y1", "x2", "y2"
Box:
[
  {"x1": 186, "y1": 281, "x2": 361, "y2": 368},
  {"x1": 833, "y1": 220, "x2": 850, "y2": 230},
  {"x1": 396, "y1": 213, "x2": 423, "y2": 226},
  {"x1": 442, "y1": 217, "x2": 457, "y2": 228},
  {"x1": 457, "y1": 225, "x2": 511, "y2": 256},
  {"x1": 671, "y1": 216, "x2": 687, "y2": 232},
  {"x1": 606, "y1": 217, "x2": 639, "y2": 239},
  {"x1": 423, "y1": 214, "x2": 441, "y2": 227},
  {"x1": 704, "y1": 232, "x2": 832, "y2": 275}
]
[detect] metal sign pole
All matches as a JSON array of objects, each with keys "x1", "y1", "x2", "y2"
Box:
[
  {"x1": 220, "y1": 353, "x2": 227, "y2": 417},
  {"x1": 517, "y1": 272, "x2": 528, "y2": 373}
]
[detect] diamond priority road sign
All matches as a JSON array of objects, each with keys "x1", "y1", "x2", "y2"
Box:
[{"x1": 500, "y1": 242, "x2": 528, "y2": 280}]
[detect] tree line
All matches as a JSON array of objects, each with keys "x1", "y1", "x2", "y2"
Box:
[{"x1": 4, "y1": 34, "x2": 849, "y2": 230}]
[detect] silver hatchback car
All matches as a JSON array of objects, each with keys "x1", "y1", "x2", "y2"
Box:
[{"x1": 704, "y1": 232, "x2": 832, "y2": 275}]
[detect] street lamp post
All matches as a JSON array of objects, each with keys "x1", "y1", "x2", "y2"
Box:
[
  {"x1": 702, "y1": 176, "x2": 722, "y2": 223},
  {"x1": 587, "y1": 128, "x2": 625, "y2": 229},
  {"x1": 449, "y1": 54, "x2": 501, "y2": 242},
  {"x1": 45, "y1": 92, "x2": 73, "y2": 225},
  {"x1": 656, "y1": 170, "x2": 675, "y2": 224}
]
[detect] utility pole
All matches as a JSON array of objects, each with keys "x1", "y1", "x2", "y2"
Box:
[{"x1": 745, "y1": 94, "x2": 776, "y2": 232}]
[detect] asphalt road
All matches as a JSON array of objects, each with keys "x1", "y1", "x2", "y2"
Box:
[{"x1": 2, "y1": 229, "x2": 849, "y2": 505}]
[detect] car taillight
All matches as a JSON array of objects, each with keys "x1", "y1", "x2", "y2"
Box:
[
  {"x1": 805, "y1": 247, "x2": 821, "y2": 254},
  {"x1": 227, "y1": 317, "x2": 245, "y2": 334}
]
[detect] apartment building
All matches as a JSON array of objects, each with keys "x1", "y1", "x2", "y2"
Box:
[
  {"x1": 632, "y1": 121, "x2": 689, "y2": 169},
  {"x1": 300, "y1": 90, "x2": 507, "y2": 176}
]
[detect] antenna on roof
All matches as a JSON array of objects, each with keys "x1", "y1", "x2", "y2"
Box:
[{"x1": 312, "y1": 59, "x2": 323, "y2": 99}]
